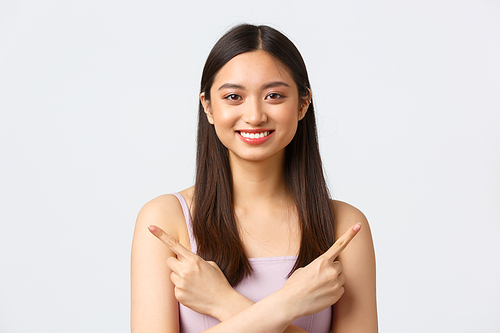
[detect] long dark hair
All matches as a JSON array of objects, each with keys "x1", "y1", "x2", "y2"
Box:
[{"x1": 193, "y1": 24, "x2": 334, "y2": 286}]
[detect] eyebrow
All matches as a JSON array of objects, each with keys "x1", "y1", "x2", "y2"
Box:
[
  {"x1": 262, "y1": 81, "x2": 290, "y2": 89},
  {"x1": 218, "y1": 83, "x2": 245, "y2": 91},
  {"x1": 217, "y1": 81, "x2": 291, "y2": 91}
]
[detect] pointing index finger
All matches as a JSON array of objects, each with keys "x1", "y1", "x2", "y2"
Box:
[
  {"x1": 324, "y1": 223, "x2": 362, "y2": 260},
  {"x1": 148, "y1": 225, "x2": 193, "y2": 260}
]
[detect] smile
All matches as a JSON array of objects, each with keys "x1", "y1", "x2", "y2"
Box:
[
  {"x1": 236, "y1": 130, "x2": 275, "y2": 145},
  {"x1": 238, "y1": 131, "x2": 273, "y2": 139}
]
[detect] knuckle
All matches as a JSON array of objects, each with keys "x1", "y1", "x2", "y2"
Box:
[
  {"x1": 332, "y1": 261, "x2": 343, "y2": 273},
  {"x1": 178, "y1": 267, "x2": 190, "y2": 279},
  {"x1": 165, "y1": 237, "x2": 176, "y2": 248},
  {"x1": 175, "y1": 277, "x2": 186, "y2": 289},
  {"x1": 336, "y1": 237, "x2": 347, "y2": 249},
  {"x1": 192, "y1": 258, "x2": 203, "y2": 271},
  {"x1": 339, "y1": 273, "x2": 346, "y2": 285},
  {"x1": 317, "y1": 257, "x2": 329, "y2": 269},
  {"x1": 181, "y1": 269, "x2": 193, "y2": 279},
  {"x1": 170, "y1": 272, "x2": 177, "y2": 283},
  {"x1": 175, "y1": 288, "x2": 185, "y2": 301},
  {"x1": 190, "y1": 255, "x2": 201, "y2": 265}
]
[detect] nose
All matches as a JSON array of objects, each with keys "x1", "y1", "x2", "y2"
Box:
[{"x1": 241, "y1": 99, "x2": 267, "y2": 125}]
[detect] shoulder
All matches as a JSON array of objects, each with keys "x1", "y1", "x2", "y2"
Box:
[
  {"x1": 131, "y1": 189, "x2": 193, "y2": 332},
  {"x1": 329, "y1": 199, "x2": 375, "y2": 269},
  {"x1": 134, "y1": 186, "x2": 194, "y2": 243},
  {"x1": 331, "y1": 200, "x2": 371, "y2": 241},
  {"x1": 135, "y1": 194, "x2": 185, "y2": 239},
  {"x1": 329, "y1": 200, "x2": 378, "y2": 330}
]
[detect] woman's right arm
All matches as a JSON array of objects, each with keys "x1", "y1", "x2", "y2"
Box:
[
  {"x1": 131, "y1": 195, "x2": 186, "y2": 333},
  {"x1": 149, "y1": 223, "x2": 361, "y2": 333},
  {"x1": 131, "y1": 195, "x2": 310, "y2": 333}
]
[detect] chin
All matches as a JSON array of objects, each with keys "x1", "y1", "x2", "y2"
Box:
[{"x1": 230, "y1": 149, "x2": 285, "y2": 164}]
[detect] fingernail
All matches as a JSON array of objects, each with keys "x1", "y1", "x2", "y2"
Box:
[
  {"x1": 353, "y1": 223, "x2": 361, "y2": 232},
  {"x1": 148, "y1": 225, "x2": 158, "y2": 234}
]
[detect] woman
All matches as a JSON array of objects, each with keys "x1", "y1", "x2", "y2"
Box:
[{"x1": 131, "y1": 24, "x2": 377, "y2": 332}]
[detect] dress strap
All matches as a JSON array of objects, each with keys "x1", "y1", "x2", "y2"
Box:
[{"x1": 172, "y1": 193, "x2": 197, "y2": 253}]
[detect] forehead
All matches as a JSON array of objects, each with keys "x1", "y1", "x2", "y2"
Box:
[{"x1": 212, "y1": 50, "x2": 296, "y2": 89}]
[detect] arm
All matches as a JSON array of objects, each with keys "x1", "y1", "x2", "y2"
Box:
[
  {"x1": 331, "y1": 201, "x2": 378, "y2": 332},
  {"x1": 131, "y1": 195, "x2": 186, "y2": 333},
  {"x1": 131, "y1": 195, "x2": 307, "y2": 333},
  {"x1": 149, "y1": 223, "x2": 362, "y2": 333},
  {"x1": 207, "y1": 294, "x2": 308, "y2": 333},
  {"x1": 148, "y1": 224, "x2": 309, "y2": 332}
]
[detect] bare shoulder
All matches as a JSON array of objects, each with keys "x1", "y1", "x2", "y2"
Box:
[
  {"x1": 135, "y1": 194, "x2": 185, "y2": 240},
  {"x1": 134, "y1": 186, "x2": 194, "y2": 242},
  {"x1": 331, "y1": 200, "x2": 371, "y2": 240},
  {"x1": 131, "y1": 187, "x2": 194, "y2": 332},
  {"x1": 330, "y1": 199, "x2": 378, "y2": 331},
  {"x1": 329, "y1": 199, "x2": 376, "y2": 281}
]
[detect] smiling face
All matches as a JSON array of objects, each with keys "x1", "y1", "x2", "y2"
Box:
[{"x1": 201, "y1": 50, "x2": 310, "y2": 164}]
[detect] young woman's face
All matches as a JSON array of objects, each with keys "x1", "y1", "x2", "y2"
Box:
[{"x1": 201, "y1": 50, "x2": 309, "y2": 164}]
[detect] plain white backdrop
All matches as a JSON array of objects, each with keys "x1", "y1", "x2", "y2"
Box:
[{"x1": 1, "y1": 0, "x2": 499, "y2": 332}]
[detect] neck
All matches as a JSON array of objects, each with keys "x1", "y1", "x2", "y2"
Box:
[{"x1": 229, "y1": 151, "x2": 291, "y2": 210}]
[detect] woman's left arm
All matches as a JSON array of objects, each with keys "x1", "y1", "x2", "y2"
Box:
[
  {"x1": 148, "y1": 225, "x2": 309, "y2": 333},
  {"x1": 331, "y1": 201, "x2": 378, "y2": 332}
]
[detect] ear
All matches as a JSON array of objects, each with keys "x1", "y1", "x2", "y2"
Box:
[
  {"x1": 298, "y1": 88, "x2": 312, "y2": 121},
  {"x1": 200, "y1": 92, "x2": 214, "y2": 125}
]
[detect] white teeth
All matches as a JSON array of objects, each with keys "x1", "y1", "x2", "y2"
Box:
[{"x1": 240, "y1": 131, "x2": 270, "y2": 139}]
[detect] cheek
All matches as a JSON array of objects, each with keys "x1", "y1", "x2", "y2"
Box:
[
  {"x1": 274, "y1": 105, "x2": 300, "y2": 130},
  {"x1": 279, "y1": 108, "x2": 301, "y2": 142},
  {"x1": 212, "y1": 114, "x2": 237, "y2": 138},
  {"x1": 211, "y1": 100, "x2": 236, "y2": 125},
  {"x1": 285, "y1": 121, "x2": 299, "y2": 142},
  {"x1": 210, "y1": 106, "x2": 237, "y2": 144}
]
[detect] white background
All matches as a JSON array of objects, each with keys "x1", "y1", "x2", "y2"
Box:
[{"x1": 1, "y1": 0, "x2": 499, "y2": 332}]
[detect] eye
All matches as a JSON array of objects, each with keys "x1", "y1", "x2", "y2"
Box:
[
  {"x1": 266, "y1": 93, "x2": 284, "y2": 100},
  {"x1": 224, "y1": 94, "x2": 242, "y2": 101}
]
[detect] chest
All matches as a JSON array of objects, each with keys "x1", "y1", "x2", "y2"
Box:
[{"x1": 236, "y1": 209, "x2": 301, "y2": 258}]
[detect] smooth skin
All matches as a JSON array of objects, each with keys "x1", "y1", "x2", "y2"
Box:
[{"x1": 131, "y1": 50, "x2": 377, "y2": 332}]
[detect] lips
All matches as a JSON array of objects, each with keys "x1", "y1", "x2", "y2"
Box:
[
  {"x1": 236, "y1": 129, "x2": 274, "y2": 145},
  {"x1": 238, "y1": 130, "x2": 272, "y2": 139}
]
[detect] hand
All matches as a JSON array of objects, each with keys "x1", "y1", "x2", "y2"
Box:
[
  {"x1": 280, "y1": 223, "x2": 362, "y2": 320},
  {"x1": 148, "y1": 225, "x2": 241, "y2": 319}
]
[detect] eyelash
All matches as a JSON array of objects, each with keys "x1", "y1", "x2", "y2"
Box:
[
  {"x1": 266, "y1": 93, "x2": 284, "y2": 100},
  {"x1": 224, "y1": 94, "x2": 242, "y2": 101},
  {"x1": 223, "y1": 93, "x2": 285, "y2": 101}
]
